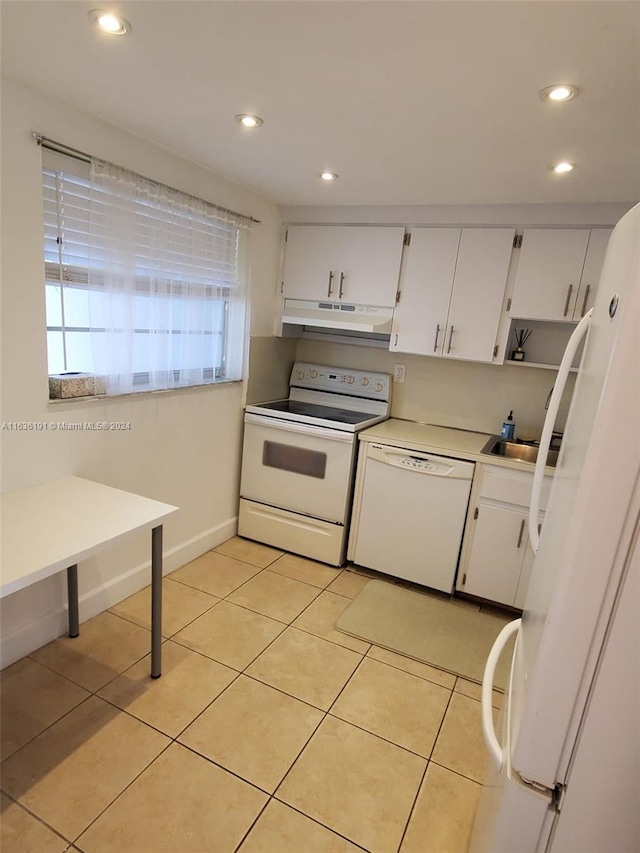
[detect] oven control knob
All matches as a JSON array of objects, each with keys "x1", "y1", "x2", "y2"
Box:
[
  {"x1": 296, "y1": 370, "x2": 305, "y2": 380},
  {"x1": 375, "y1": 382, "x2": 383, "y2": 392},
  {"x1": 346, "y1": 375, "x2": 355, "y2": 384},
  {"x1": 310, "y1": 370, "x2": 318, "y2": 379},
  {"x1": 361, "y1": 377, "x2": 369, "y2": 386}
]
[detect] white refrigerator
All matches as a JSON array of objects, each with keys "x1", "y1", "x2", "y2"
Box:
[{"x1": 471, "y1": 203, "x2": 640, "y2": 853}]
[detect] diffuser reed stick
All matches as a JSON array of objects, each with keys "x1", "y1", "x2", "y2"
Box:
[{"x1": 513, "y1": 328, "x2": 532, "y2": 348}]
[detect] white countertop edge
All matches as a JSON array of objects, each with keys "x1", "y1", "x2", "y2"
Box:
[{"x1": 357, "y1": 419, "x2": 556, "y2": 474}]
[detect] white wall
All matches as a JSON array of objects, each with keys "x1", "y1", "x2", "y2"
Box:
[
  {"x1": 295, "y1": 338, "x2": 574, "y2": 440},
  {"x1": 279, "y1": 203, "x2": 631, "y2": 227},
  {"x1": 0, "y1": 78, "x2": 282, "y2": 666},
  {"x1": 245, "y1": 336, "x2": 297, "y2": 405}
]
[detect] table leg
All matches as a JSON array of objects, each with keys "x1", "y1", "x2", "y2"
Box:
[
  {"x1": 151, "y1": 525, "x2": 162, "y2": 678},
  {"x1": 67, "y1": 564, "x2": 80, "y2": 638}
]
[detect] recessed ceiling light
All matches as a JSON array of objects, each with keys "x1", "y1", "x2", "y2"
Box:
[
  {"x1": 89, "y1": 10, "x2": 131, "y2": 35},
  {"x1": 235, "y1": 114, "x2": 263, "y2": 128},
  {"x1": 539, "y1": 84, "x2": 579, "y2": 102},
  {"x1": 318, "y1": 172, "x2": 339, "y2": 182},
  {"x1": 552, "y1": 162, "x2": 575, "y2": 174}
]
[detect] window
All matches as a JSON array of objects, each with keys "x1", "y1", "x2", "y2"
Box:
[{"x1": 42, "y1": 150, "x2": 252, "y2": 396}]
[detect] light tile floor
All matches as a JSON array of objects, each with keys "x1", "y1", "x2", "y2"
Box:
[{"x1": 0, "y1": 538, "x2": 503, "y2": 853}]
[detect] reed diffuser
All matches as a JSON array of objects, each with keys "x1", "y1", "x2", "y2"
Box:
[{"x1": 511, "y1": 328, "x2": 532, "y2": 361}]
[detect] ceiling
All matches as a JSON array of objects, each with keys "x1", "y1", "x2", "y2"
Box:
[{"x1": 2, "y1": 1, "x2": 639, "y2": 207}]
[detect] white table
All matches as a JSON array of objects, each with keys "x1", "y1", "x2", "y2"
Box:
[{"x1": 1, "y1": 477, "x2": 178, "y2": 678}]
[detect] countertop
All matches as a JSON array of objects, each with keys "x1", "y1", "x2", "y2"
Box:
[{"x1": 359, "y1": 419, "x2": 555, "y2": 474}]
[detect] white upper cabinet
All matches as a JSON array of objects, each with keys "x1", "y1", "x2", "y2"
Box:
[
  {"x1": 390, "y1": 227, "x2": 515, "y2": 362},
  {"x1": 509, "y1": 229, "x2": 612, "y2": 322},
  {"x1": 389, "y1": 228, "x2": 459, "y2": 356},
  {"x1": 281, "y1": 225, "x2": 405, "y2": 307},
  {"x1": 576, "y1": 229, "x2": 612, "y2": 319}
]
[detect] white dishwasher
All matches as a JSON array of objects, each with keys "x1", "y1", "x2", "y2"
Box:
[{"x1": 348, "y1": 442, "x2": 475, "y2": 592}]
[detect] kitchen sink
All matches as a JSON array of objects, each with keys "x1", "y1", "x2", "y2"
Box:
[{"x1": 481, "y1": 436, "x2": 559, "y2": 468}]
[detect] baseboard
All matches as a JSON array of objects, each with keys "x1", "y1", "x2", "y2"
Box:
[{"x1": 0, "y1": 516, "x2": 238, "y2": 670}]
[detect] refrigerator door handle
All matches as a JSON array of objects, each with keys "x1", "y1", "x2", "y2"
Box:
[
  {"x1": 481, "y1": 618, "x2": 522, "y2": 769},
  {"x1": 529, "y1": 310, "x2": 593, "y2": 553}
]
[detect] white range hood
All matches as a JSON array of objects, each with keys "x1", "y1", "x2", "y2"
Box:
[{"x1": 281, "y1": 299, "x2": 394, "y2": 334}]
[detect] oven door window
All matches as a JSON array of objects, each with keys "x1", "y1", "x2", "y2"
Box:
[{"x1": 262, "y1": 441, "x2": 327, "y2": 479}]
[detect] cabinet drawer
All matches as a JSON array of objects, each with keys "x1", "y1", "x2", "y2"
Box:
[{"x1": 480, "y1": 466, "x2": 551, "y2": 510}]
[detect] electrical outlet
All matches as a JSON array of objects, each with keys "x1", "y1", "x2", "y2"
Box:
[{"x1": 393, "y1": 363, "x2": 406, "y2": 383}]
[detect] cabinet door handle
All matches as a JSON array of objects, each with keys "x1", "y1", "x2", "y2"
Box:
[
  {"x1": 447, "y1": 325, "x2": 455, "y2": 353},
  {"x1": 563, "y1": 284, "x2": 573, "y2": 317},
  {"x1": 433, "y1": 324, "x2": 441, "y2": 353},
  {"x1": 517, "y1": 518, "x2": 525, "y2": 549},
  {"x1": 339, "y1": 272, "x2": 345, "y2": 299},
  {"x1": 580, "y1": 284, "x2": 591, "y2": 317},
  {"x1": 327, "y1": 271, "x2": 334, "y2": 298}
]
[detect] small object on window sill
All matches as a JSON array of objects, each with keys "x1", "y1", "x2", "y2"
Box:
[
  {"x1": 510, "y1": 348, "x2": 526, "y2": 361},
  {"x1": 49, "y1": 373, "x2": 106, "y2": 399}
]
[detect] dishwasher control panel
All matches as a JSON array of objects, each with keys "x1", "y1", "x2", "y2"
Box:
[
  {"x1": 399, "y1": 456, "x2": 439, "y2": 472},
  {"x1": 368, "y1": 444, "x2": 474, "y2": 480}
]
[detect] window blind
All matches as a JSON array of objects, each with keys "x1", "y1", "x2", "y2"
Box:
[
  {"x1": 42, "y1": 168, "x2": 248, "y2": 290},
  {"x1": 42, "y1": 150, "x2": 251, "y2": 393}
]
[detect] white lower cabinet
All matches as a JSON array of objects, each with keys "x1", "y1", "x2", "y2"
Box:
[{"x1": 457, "y1": 464, "x2": 550, "y2": 608}]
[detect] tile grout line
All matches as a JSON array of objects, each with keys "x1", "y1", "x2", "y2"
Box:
[
  {"x1": 253, "y1": 796, "x2": 374, "y2": 853},
  {"x1": 427, "y1": 684, "x2": 456, "y2": 764},
  {"x1": 5, "y1": 541, "x2": 489, "y2": 850},
  {"x1": 395, "y1": 759, "x2": 430, "y2": 853},
  {"x1": 108, "y1": 586, "x2": 221, "y2": 644},
  {"x1": 66, "y1": 556, "x2": 331, "y2": 841},
  {"x1": 231, "y1": 796, "x2": 272, "y2": 853},
  {"x1": 283, "y1": 620, "x2": 371, "y2": 655},
  {"x1": 166, "y1": 552, "x2": 490, "y2": 799},
  {"x1": 25, "y1": 608, "x2": 155, "y2": 694},
  {"x1": 0, "y1": 786, "x2": 74, "y2": 849},
  {"x1": 234, "y1": 573, "x2": 369, "y2": 845},
  {"x1": 69, "y1": 739, "x2": 175, "y2": 848},
  {"x1": 222, "y1": 568, "x2": 326, "y2": 620},
  {"x1": 0, "y1": 691, "x2": 95, "y2": 767},
  {"x1": 1, "y1": 542, "x2": 318, "y2": 845},
  {"x1": 428, "y1": 758, "x2": 486, "y2": 787},
  {"x1": 364, "y1": 647, "x2": 457, "y2": 691},
  {"x1": 164, "y1": 614, "x2": 331, "y2": 743},
  {"x1": 176, "y1": 740, "x2": 276, "y2": 797},
  {"x1": 394, "y1": 686, "x2": 458, "y2": 852},
  {"x1": 107, "y1": 539, "x2": 296, "y2": 641},
  {"x1": 7, "y1": 656, "x2": 484, "y2": 848}
]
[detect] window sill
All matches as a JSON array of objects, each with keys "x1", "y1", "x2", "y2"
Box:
[{"x1": 47, "y1": 378, "x2": 243, "y2": 406}]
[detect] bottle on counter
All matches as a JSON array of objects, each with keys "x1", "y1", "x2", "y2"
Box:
[{"x1": 501, "y1": 410, "x2": 516, "y2": 440}]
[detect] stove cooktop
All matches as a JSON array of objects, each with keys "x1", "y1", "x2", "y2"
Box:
[
  {"x1": 255, "y1": 399, "x2": 375, "y2": 426},
  {"x1": 245, "y1": 363, "x2": 392, "y2": 433}
]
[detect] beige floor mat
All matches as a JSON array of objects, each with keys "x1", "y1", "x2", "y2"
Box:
[{"x1": 336, "y1": 580, "x2": 515, "y2": 689}]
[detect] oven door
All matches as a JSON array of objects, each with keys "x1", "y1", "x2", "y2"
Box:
[{"x1": 240, "y1": 413, "x2": 356, "y2": 524}]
